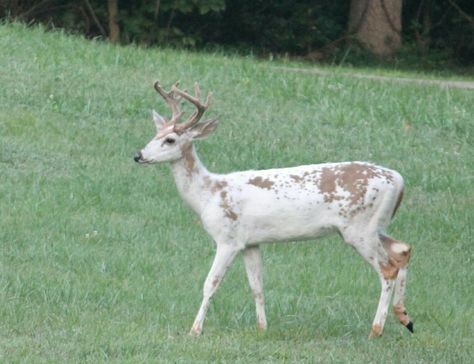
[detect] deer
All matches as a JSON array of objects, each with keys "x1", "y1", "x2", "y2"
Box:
[{"x1": 134, "y1": 81, "x2": 414, "y2": 338}]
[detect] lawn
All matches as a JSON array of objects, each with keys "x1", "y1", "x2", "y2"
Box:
[{"x1": 0, "y1": 22, "x2": 473, "y2": 363}]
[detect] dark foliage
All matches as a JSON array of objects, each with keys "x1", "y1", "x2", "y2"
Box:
[{"x1": 1, "y1": 0, "x2": 473, "y2": 66}]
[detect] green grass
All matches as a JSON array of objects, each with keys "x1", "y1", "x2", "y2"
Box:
[{"x1": 1, "y1": 22, "x2": 473, "y2": 363}]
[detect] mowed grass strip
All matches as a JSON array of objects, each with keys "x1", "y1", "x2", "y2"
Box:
[{"x1": 0, "y1": 22, "x2": 473, "y2": 362}]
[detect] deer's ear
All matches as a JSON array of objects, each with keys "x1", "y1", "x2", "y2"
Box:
[
  {"x1": 152, "y1": 110, "x2": 167, "y2": 131},
  {"x1": 189, "y1": 118, "x2": 219, "y2": 140}
]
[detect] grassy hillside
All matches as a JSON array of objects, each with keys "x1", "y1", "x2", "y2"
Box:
[{"x1": 1, "y1": 22, "x2": 473, "y2": 362}]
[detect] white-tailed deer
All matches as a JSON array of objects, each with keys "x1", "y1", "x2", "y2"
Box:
[{"x1": 134, "y1": 81, "x2": 414, "y2": 338}]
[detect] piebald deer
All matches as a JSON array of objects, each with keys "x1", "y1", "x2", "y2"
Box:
[{"x1": 134, "y1": 81, "x2": 414, "y2": 338}]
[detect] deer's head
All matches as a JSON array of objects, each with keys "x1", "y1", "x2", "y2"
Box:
[{"x1": 134, "y1": 81, "x2": 218, "y2": 164}]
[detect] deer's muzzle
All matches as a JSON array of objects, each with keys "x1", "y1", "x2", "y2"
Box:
[{"x1": 134, "y1": 151, "x2": 142, "y2": 163}]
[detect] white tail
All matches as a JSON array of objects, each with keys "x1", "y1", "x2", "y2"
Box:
[{"x1": 134, "y1": 81, "x2": 413, "y2": 337}]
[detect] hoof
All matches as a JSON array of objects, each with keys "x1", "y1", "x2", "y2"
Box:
[
  {"x1": 369, "y1": 324, "x2": 383, "y2": 338},
  {"x1": 405, "y1": 321, "x2": 414, "y2": 333},
  {"x1": 256, "y1": 321, "x2": 267, "y2": 332},
  {"x1": 189, "y1": 330, "x2": 201, "y2": 337},
  {"x1": 189, "y1": 325, "x2": 202, "y2": 337}
]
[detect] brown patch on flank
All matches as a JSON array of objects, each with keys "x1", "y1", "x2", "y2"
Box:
[
  {"x1": 393, "y1": 303, "x2": 410, "y2": 326},
  {"x1": 379, "y1": 234, "x2": 411, "y2": 280},
  {"x1": 369, "y1": 324, "x2": 383, "y2": 338},
  {"x1": 247, "y1": 176, "x2": 275, "y2": 190},
  {"x1": 212, "y1": 276, "x2": 220, "y2": 288},
  {"x1": 318, "y1": 163, "x2": 395, "y2": 213},
  {"x1": 318, "y1": 168, "x2": 339, "y2": 203}
]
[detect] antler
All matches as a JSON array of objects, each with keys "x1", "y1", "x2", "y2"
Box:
[
  {"x1": 171, "y1": 82, "x2": 213, "y2": 133},
  {"x1": 154, "y1": 81, "x2": 213, "y2": 134},
  {"x1": 153, "y1": 81, "x2": 184, "y2": 124}
]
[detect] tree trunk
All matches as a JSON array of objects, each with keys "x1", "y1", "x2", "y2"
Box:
[
  {"x1": 348, "y1": 0, "x2": 402, "y2": 57},
  {"x1": 107, "y1": 0, "x2": 120, "y2": 43}
]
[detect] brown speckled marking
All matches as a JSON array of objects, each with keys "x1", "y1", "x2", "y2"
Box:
[
  {"x1": 247, "y1": 176, "x2": 275, "y2": 190},
  {"x1": 318, "y1": 167, "x2": 342, "y2": 203},
  {"x1": 181, "y1": 144, "x2": 196, "y2": 176},
  {"x1": 212, "y1": 180, "x2": 228, "y2": 193},
  {"x1": 290, "y1": 174, "x2": 305, "y2": 183},
  {"x1": 318, "y1": 163, "x2": 396, "y2": 215},
  {"x1": 393, "y1": 303, "x2": 410, "y2": 326},
  {"x1": 204, "y1": 176, "x2": 228, "y2": 193},
  {"x1": 220, "y1": 190, "x2": 238, "y2": 221},
  {"x1": 225, "y1": 210, "x2": 238, "y2": 221},
  {"x1": 337, "y1": 163, "x2": 373, "y2": 205},
  {"x1": 379, "y1": 234, "x2": 411, "y2": 280}
]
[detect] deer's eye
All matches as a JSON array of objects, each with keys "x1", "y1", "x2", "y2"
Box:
[{"x1": 165, "y1": 137, "x2": 176, "y2": 144}]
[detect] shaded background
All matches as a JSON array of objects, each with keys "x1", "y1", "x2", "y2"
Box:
[{"x1": 1, "y1": 0, "x2": 473, "y2": 70}]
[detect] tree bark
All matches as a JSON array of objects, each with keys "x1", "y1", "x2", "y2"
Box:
[
  {"x1": 348, "y1": 0, "x2": 402, "y2": 57},
  {"x1": 107, "y1": 0, "x2": 120, "y2": 43}
]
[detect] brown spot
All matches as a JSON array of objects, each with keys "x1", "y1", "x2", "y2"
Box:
[
  {"x1": 247, "y1": 176, "x2": 275, "y2": 190},
  {"x1": 220, "y1": 189, "x2": 238, "y2": 221},
  {"x1": 212, "y1": 276, "x2": 220, "y2": 288},
  {"x1": 379, "y1": 234, "x2": 411, "y2": 280},
  {"x1": 204, "y1": 176, "x2": 228, "y2": 193},
  {"x1": 379, "y1": 262, "x2": 399, "y2": 280},
  {"x1": 369, "y1": 324, "x2": 383, "y2": 338},
  {"x1": 225, "y1": 210, "x2": 239, "y2": 221},
  {"x1": 290, "y1": 174, "x2": 304, "y2": 183},
  {"x1": 393, "y1": 303, "x2": 410, "y2": 326},
  {"x1": 212, "y1": 180, "x2": 228, "y2": 193}
]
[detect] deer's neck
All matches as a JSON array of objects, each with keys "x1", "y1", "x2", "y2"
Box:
[{"x1": 170, "y1": 143, "x2": 214, "y2": 215}]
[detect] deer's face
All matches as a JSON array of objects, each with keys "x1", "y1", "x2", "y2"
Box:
[
  {"x1": 135, "y1": 81, "x2": 217, "y2": 165},
  {"x1": 134, "y1": 110, "x2": 218, "y2": 164},
  {"x1": 134, "y1": 111, "x2": 190, "y2": 164}
]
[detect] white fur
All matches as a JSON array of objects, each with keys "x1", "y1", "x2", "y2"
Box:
[{"x1": 136, "y1": 109, "x2": 410, "y2": 337}]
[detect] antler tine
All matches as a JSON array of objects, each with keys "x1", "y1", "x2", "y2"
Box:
[
  {"x1": 153, "y1": 81, "x2": 183, "y2": 123},
  {"x1": 194, "y1": 82, "x2": 201, "y2": 101},
  {"x1": 172, "y1": 82, "x2": 212, "y2": 133}
]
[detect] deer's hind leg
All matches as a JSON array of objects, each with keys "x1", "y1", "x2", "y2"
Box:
[
  {"x1": 342, "y1": 229, "x2": 411, "y2": 338},
  {"x1": 243, "y1": 246, "x2": 267, "y2": 331},
  {"x1": 379, "y1": 234, "x2": 414, "y2": 333}
]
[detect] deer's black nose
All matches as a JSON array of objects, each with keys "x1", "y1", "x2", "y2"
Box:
[{"x1": 134, "y1": 151, "x2": 142, "y2": 163}]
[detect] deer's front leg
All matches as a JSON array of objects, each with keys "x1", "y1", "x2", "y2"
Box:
[
  {"x1": 189, "y1": 244, "x2": 239, "y2": 336},
  {"x1": 243, "y1": 246, "x2": 267, "y2": 331}
]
